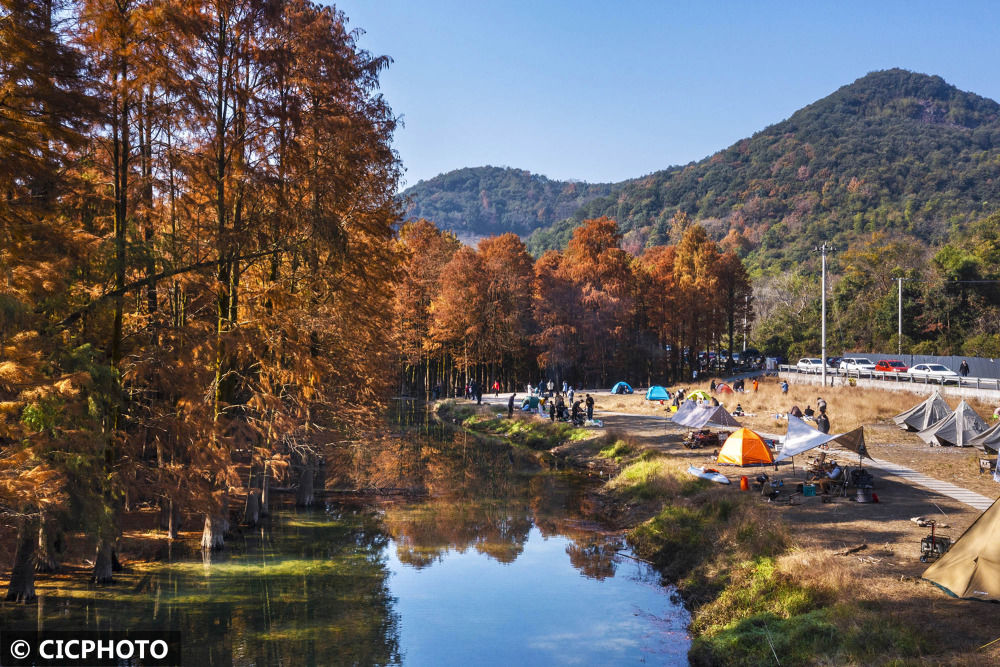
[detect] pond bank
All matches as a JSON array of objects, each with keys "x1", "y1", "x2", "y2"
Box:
[{"x1": 452, "y1": 397, "x2": 1000, "y2": 665}]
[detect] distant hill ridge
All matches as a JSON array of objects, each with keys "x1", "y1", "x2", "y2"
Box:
[
  {"x1": 402, "y1": 70, "x2": 1000, "y2": 269},
  {"x1": 399, "y1": 166, "x2": 618, "y2": 238}
]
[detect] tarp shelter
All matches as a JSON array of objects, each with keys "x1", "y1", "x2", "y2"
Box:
[
  {"x1": 968, "y1": 421, "x2": 1000, "y2": 454},
  {"x1": 917, "y1": 400, "x2": 987, "y2": 447},
  {"x1": 672, "y1": 404, "x2": 742, "y2": 429},
  {"x1": 646, "y1": 385, "x2": 670, "y2": 401},
  {"x1": 611, "y1": 382, "x2": 633, "y2": 395},
  {"x1": 923, "y1": 496, "x2": 1000, "y2": 601},
  {"x1": 830, "y1": 427, "x2": 874, "y2": 462},
  {"x1": 687, "y1": 389, "x2": 712, "y2": 402},
  {"x1": 716, "y1": 382, "x2": 735, "y2": 394},
  {"x1": 775, "y1": 416, "x2": 838, "y2": 461},
  {"x1": 717, "y1": 428, "x2": 775, "y2": 466},
  {"x1": 893, "y1": 393, "x2": 951, "y2": 431}
]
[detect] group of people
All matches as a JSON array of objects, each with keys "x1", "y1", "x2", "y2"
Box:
[{"x1": 510, "y1": 387, "x2": 595, "y2": 425}]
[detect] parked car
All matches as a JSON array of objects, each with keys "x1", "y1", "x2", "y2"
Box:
[
  {"x1": 908, "y1": 363, "x2": 960, "y2": 382},
  {"x1": 839, "y1": 357, "x2": 877, "y2": 373},
  {"x1": 796, "y1": 358, "x2": 824, "y2": 373},
  {"x1": 875, "y1": 359, "x2": 909, "y2": 373}
]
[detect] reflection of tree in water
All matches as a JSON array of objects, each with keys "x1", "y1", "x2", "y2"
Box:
[
  {"x1": 564, "y1": 535, "x2": 623, "y2": 581},
  {"x1": 4, "y1": 508, "x2": 402, "y2": 666}
]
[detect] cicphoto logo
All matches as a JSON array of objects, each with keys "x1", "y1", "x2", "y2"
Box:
[{"x1": 1, "y1": 631, "x2": 181, "y2": 666}]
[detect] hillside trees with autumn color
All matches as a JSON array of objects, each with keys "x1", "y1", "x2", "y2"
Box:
[
  {"x1": 394, "y1": 216, "x2": 754, "y2": 394},
  {"x1": 1, "y1": 0, "x2": 400, "y2": 597}
]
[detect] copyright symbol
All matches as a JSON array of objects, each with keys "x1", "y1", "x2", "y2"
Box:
[{"x1": 9, "y1": 639, "x2": 30, "y2": 659}]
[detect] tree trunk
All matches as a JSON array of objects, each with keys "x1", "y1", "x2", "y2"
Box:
[
  {"x1": 93, "y1": 538, "x2": 114, "y2": 585},
  {"x1": 6, "y1": 518, "x2": 38, "y2": 602},
  {"x1": 35, "y1": 515, "x2": 62, "y2": 574},
  {"x1": 260, "y1": 462, "x2": 270, "y2": 517},
  {"x1": 200, "y1": 513, "x2": 226, "y2": 551},
  {"x1": 245, "y1": 490, "x2": 261, "y2": 527},
  {"x1": 296, "y1": 457, "x2": 315, "y2": 507}
]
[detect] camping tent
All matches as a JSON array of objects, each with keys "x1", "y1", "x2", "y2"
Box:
[
  {"x1": 716, "y1": 382, "x2": 734, "y2": 394},
  {"x1": 717, "y1": 428, "x2": 775, "y2": 466},
  {"x1": 968, "y1": 421, "x2": 1000, "y2": 454},
  {"x1": 893, "y1": 393, "x2": 951, "y2": 431},
  {"x1": 917, "y1": 400, "x2": 987, "y2": 447},
  {"x1": 672, "y1": 404, "x2": 742, "y2": 429},
  {"x1": 830, "y1": 427, "x2": 874, "y2": 462},
  {"x1": 687, "y1": 389, "x2": 712, "y2": 402},
  {"x1": 775, "y1": 416, "x2": 838, "y2": 461},
  {"x1": 646, "y1": 385, "x2": 670, "y2": 401},
  {"x1": 611, "y1": 382, "x2": 633, "y2": 395},
  {"x1": 923, "y1": 497, "x2": 1000, "y2": 601}
]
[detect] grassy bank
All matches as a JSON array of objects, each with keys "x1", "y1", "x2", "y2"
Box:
[{"x1": 605, "y1": 448, "x2": 930, "y2": 665}]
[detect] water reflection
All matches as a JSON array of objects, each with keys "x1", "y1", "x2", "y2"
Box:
[{"x1": 0, "y1": 401, "x2": 688, "y2": 665}]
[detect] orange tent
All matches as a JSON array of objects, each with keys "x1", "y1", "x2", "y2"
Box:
[
  {"x1": 716, "y1": 382, "x2": 735, "y2": 394},
  {"x1": 717, "y1": 428, "x2": 774, "y2": 466}
]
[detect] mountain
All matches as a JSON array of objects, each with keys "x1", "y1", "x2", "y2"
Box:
[
  {"x1": 526, "y1": 69, "x2": 1000, "y2": 269},
  {"x1": 399, "y1": 166, "x2": 618, "y2": 241}
]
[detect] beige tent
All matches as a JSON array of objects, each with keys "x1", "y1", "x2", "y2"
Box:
[
  {"x1": 923, "y1": 497, "x2": 1000, "y2": 601},
  {"x1": 917, "y1": 400, "x2": 987, "y2": 447},
  {"x1": 893, "y1": 393, "x2": 951, "y2": 431}
]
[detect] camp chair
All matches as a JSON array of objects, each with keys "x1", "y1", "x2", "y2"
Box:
[{"x1": 978, "y1": 457, "x2": 997, "y2": 475}]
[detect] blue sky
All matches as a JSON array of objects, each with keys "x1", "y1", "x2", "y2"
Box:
[{"x1": 334, "y1": 1, "x2": 1000, "y2": 189}]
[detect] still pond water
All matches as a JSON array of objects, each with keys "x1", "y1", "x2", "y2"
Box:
[{"x1": 1, "y1": 403, "x2": 689, "y2": 665}]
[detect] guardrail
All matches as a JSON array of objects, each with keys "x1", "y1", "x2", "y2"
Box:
[{"x1": 777, "y1": 365, "x2": 1000, "y2": 390}]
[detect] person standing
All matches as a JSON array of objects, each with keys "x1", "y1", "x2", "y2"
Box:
[
  {"x1": 585, "y1": 394, "x2": 594, "y2": 421},
  {"x1": 752, "y1": 378, "x2": 759, "y2": 393},
  {"x1": 508, "y1": 393, "x2": 516, "y2": 419},
  {"x1": 549, "y1": 399, "x2": 556, "y2": 422},
  {"x1": 817, "y1": 396, "x2": 827, "y2": 412},
  {"x1": 816, "y1": 410, "x2": 830, "y2": 434},
  {"x1": 780, "y1": 380, "x2": 789, "y2": 394},
  {"x1": 493, "y1": 379, "x2": 500, "y2": 396},
  {"x1": 960, "y1": 360, "x2": 970, "y2": 377},
  {"x1": 547, "y1": 379, "x2": 555, "y2": 396},
  {"x1": 562, "y1": 380, "x2": 568, "y2": 394},
  {"x1": 568, "y1": 386, "x2": 575, "y2": 405},
  {"x1": 475, "y1": 383, "x2": 483, "y2": 405}
]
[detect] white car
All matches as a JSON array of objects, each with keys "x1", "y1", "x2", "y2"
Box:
[
  {"x1": 908, "y1": 363, "x2": 960, "y2": 383},
  {"x1": 839, "y1": 357, "x2": 877, "y2": 372},
  {"x1": 796, "y1": 358, "x2": 824, "y2": 373}
]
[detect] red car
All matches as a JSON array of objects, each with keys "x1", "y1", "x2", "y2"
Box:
[{"x1": 875, "y1": 359, "x2": 908, "y2": 373}]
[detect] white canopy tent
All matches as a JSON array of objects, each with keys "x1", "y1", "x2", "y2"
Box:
[
  {"x1": 670, "y1": 403, "x2": 742, "y2": 429},
  {"x1": 775, "y1": 415, "x2": 838, "y2": 461}
]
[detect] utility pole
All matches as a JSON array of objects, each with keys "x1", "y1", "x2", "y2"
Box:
[
  {"x1": 817, "y1": 243, "x2": 831, "y2": 387},
  {"x1": 742, "y1": 294, "x2": 748, "y2": 352},
  {"x1": 898, "y1": 277, "x2": 903, "y2": 356}
]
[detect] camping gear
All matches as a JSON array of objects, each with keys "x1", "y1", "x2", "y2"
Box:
[
  {"x1": 968, "y1": 421, "x2": 1000, "y2": 454},
  {"x1": 855, "y1": 487, "x2": 874, "y2": 503},
  {"x1": 610, "y1": 381, "x2": 633, "y2": 395},
  {"x1": 740, "y1": 475, "x2": 749, "y2": 491},
  {"x1": 917, "y1": 400, "x2": 987, "y2": 447},
  {"x1": 717, "y1": 428, "x2": 775, "y2": 466},
  {"x1": 684, "y1": 429, "x2": 720, "y2": 449},
  {"x1": 672, "y1": 403, "x2": 742, "y2": 429},
  {"x1": 923, "y1": 497, "x2": 1000, "y2": 600},
  {"x1": 831, "y1": 427, "x2": 875, "y2": 465},
  {"x1": 687, "y1": 389, "x2": 712, "y2": 402},
  {"x1": 893, "y1": 392, "x2": 951, "y2": 431},
  {"x1": 920, "y1": 521, "x2": 952, "y2": 563},
  {"x1": 687, "y1": 465, "x2": 731, "y2": 484},
  {"x1": 775, "y1": 415, "x2": 838, "y2": 462},
  {"x1": 645, "y1": 385, "x2": 670, "y2": 401},
  {"x1": 803, "y1": 484, "x2": 816, "y2": 497},
  {"x1": 716, "y1": 382, "x2": 735, "y2": 394}
]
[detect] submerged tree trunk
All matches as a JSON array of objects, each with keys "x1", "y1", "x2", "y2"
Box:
[
  {"x1": 93, "y1": 538, "x2": 114, "y2": 585},
  {"x1": 200, "y1": 513, "x2": 227, "y2": 551},
  {"x1": 260, "y1": 462, "x2": 270, "y2": 517},
  {"x1": 6, "y1": 519, "x2": 38, "y2": 602},
  {"x1": 296, "y1": 456, "x2": 315, "y2": 507},
  {"x1": 36, "y1": 515, "x2": 62, "y2": 574},
  {"x1": 245, "y1": 490, "x2": 261, "y2": 527}
]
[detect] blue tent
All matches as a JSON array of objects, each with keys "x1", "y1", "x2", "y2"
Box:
[
  {"x1": 646, "y1": 385, "x2": 670, "y2": 400},
  {"x1": 611, "y1": 382, "x2": 633, "y2": 395}
]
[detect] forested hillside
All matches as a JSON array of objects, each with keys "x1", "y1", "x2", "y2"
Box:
[
  {"x1": 400, "y1": 166, "x2": 617, "y2": 237},
  {"x1": 527, "y1": 69, "x2": 1000, "y2": 269}
]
